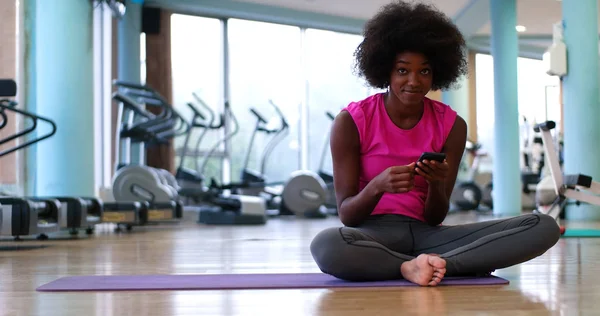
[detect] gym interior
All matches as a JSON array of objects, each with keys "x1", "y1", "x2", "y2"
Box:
[{"x1": 1, "y1": 0, "x2": 598, "y2": 314}]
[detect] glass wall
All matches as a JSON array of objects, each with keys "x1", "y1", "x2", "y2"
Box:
[
  {"x1": 169, "y1": 14, "x2": 565, "y2": 187},
  {"x1": 475, "y1": 53, "x2": 561, "y2": 171},
  {"x1": 168, "y1": 14, "x2": 390, "y2": 185},
  {"x1": 227, "y1": 19, "x2": 303, "y2": 184},
  {"x1": 304, "y1": 29, "x2": 369, "y2": 173},
  {"x1": 171, "y1": 14, "x2": 224, "y2": 183}
]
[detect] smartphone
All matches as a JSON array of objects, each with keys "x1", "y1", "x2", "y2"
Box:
[{"x1": 418, "y1": 152, "x2": 446, "y2": 163}]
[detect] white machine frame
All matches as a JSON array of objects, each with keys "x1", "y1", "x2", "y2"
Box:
[{"x1": 534, "y1": 121, "x2": 600, "y2": 220}]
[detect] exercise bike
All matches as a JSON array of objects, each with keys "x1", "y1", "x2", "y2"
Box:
[
  {"x1": 478, "y1": 134, "x2": 547, "y2": 211},
  {"x1": 532, "y1": 120, "x2": 598, "y2": 235},
  {"x1": 450, "y1": 140, "x2": 492, "y2": 211}
]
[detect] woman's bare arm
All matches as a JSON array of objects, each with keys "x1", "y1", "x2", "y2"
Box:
[
  {"x1": 331, "y1": 111, "x2": 384, "y2": 227},
  {"x1": 422, "y1": 115, "x2": 467, "y2": 225}
]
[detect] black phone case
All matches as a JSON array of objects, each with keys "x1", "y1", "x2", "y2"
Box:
[{"x1": 418, "y1": 152, "x2": 446, "y2": 162}]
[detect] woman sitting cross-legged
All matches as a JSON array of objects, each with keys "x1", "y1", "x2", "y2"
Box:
[{"x1": 309, "y1": 0, "x2": 561, "y2": 286}]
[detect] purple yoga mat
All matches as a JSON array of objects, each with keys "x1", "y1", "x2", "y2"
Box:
[{"x1": 36, "y1": 273, "x2": 509, "y2": 292}]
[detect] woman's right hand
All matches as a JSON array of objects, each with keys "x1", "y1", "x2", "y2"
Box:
[{"x1": 373, "y1": 163, "x2": 416, "y2": 194}]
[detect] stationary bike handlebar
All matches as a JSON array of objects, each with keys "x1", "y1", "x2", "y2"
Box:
[
  {"x1": 269, "y1": 99, "x2": 288, "y2": 129},
  {"x1": 117, "y1": 92, "x2": 178, "y2": 139},
  {"x1": 192, "y1": 92, "x2": 215, "y2": 122},
  {"x1": 247, "y1": 99, "x2": 288, "y2": 134},
  {"x1": 115, "y1": 80, "x2": 171, "y2": 117},
  {"x1": 199, "y1": 101, "x2": 239, "y2": 174},
  {"x1": 113, "y1": 80, "x2": 155, "y2": 93},
  {"x1": 187, "y1": 103, "x2": 224, "y2": 130},
  {"x1": 114, "y1": 80, "x2": 172, "y2": 120},
  {"x1": 187, "y1": 102, "x2": 205, "y2": 120},
  {"x1": 190, "y1": 93, "x2": 224, "y2": 129},
  {"x1": 533, "y1": 121, "x2": 556, "y2": 132},
  {"x1": 114, "y1": 83, "x2": 191, "y2": 143},
  {"x1": 118, "y1": 89, "x2": 174, "y2": 138},
  {"x1": 188, "y1": 95, "x2": 227, "y2": 174},
  {"x1": 326, "y1": 111, "x2": 336, "y2": 121},
  {"x1": 113, "y1": 93, "x2": 156, "y2": 119},
  {"x1": 250, "y1": 108, "x2": 268, "y2": 124},
  {"x1": 257, "y1": 99, "x2": 289, "y2": 175}
]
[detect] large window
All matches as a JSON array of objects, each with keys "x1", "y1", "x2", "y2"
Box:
[
  {"x1": 227, "y1": 19, "x2": 302, "y2": 183},
  {"x1": 167, "y1": 14, "x2": 388, "y2": 185},
  {"x1": 304, "y1": 29, "x2": 369, "y2": 173},
  {"x1": 168, "y1": 14, "x2": 567, "y2": 189},
  {"x1": 171, "y1": 14, "x2": 224, "y2": 183},
  {"x1": 475, "y1": 53, "x2": 561, "y2": 171}
]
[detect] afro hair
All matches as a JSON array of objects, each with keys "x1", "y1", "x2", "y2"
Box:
[{"x1": 354, "y1": 1, "x2": 468, "y2": 91}]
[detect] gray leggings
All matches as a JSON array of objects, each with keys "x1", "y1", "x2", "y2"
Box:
[{"x1": 310, "y1": 213, "x2": 561, "y2": 281}]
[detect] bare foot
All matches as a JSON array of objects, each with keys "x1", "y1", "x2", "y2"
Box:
[{"x1": 400, "y1": 254, "x2": 447, "y2": 286}]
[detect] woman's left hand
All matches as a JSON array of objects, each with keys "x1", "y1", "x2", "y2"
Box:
[{"x1": 415, "y1": 159, "x2": 449, "y2": 184}]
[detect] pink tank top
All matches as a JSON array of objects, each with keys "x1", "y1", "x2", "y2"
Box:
[{"x1": 343, "y1": 93, "x2": 457, "y2": 222}]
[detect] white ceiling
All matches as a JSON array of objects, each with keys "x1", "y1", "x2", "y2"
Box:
[
  {"x1": 479, "y1": 0, "x2": 562, "y2": 35},
  {"x1": 149, "y1": 0, "x2": 593, "y2": 58},
  {"x1": 235, "y1": 0, "x2": 567, "y2": 36},
  {"x1": 235, "y1": 0, "x2": 470, "y2": 22}
]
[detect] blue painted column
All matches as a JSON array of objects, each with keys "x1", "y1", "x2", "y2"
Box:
[
  {"x1": 442, "y1": 76, "x2": 469, "y2": 123},
  {"x1": 489, "y1": 0, "x2": 521, "y2": 216},
  {"x1": 118, "y1": 1, "x2": 143, "y2": 165},
  {"x1": 442, "y1": 76, "x2": 470, "y2": 180},
  {"x1": 561, "y1": 0, "x2": 600, "y2": 220},
  {"x1": 35, "y1": 0, "x2": 94, "y2": 196},
  {"x1": 118, "y1": 2, "x2": 142, "y2": 83}
]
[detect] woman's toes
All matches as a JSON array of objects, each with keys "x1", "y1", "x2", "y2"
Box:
[{"x1": 435, "y1": 268, "x2": 447, "y2": 275}]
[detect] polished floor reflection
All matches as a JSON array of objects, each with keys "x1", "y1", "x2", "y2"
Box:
[{"x1": 1, "y1": 211, "x2": 596, "y2": 315}]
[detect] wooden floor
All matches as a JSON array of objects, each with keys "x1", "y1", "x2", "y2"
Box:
[{"x1": 1, "y1": 210, "x2": 598, "y2": 316}]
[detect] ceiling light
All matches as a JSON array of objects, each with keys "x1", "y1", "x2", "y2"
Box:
[{"x1": 516, "y1": 25, "x2": 526, "y2": 32}]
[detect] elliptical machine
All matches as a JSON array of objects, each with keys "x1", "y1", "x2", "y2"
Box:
[
  {"x1": 175, "y1": 92, "x2": 224, "y2": 194},
  {"x1": 226, "y1": 100, "x2": 329, "y2": 219},
  {"x1": 190, "y1": 99, "x2": 268, "y2": 225},
  {"x1": 450, "y1": 140, "x2": 492, "y2": 211},
  {"x1": 136, "y1": 90, "x2": 266, "y2": 226}
]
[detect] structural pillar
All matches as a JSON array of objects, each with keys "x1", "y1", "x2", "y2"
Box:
[
  {"x1": 145, "y1": 8, "x2": 175, "y2": 173},
  {"x1": 35, "y1": 0, "x2": 94, "y2": 196},
  {"x1": 118, "y1": 1, "x2": 143, "y2": 165},
  {"x1": 489, "y1": 0, "x2": 521, "y2": 216},
  {"x1": 561, "y1": 0, "x2": 600, "y2": 220},
  {"x1": 442, "y1": 75, "x2": 470, "y2": 180},
  {"x1": 442, "y1": 76, "x2": 469, "y2": 125}
]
